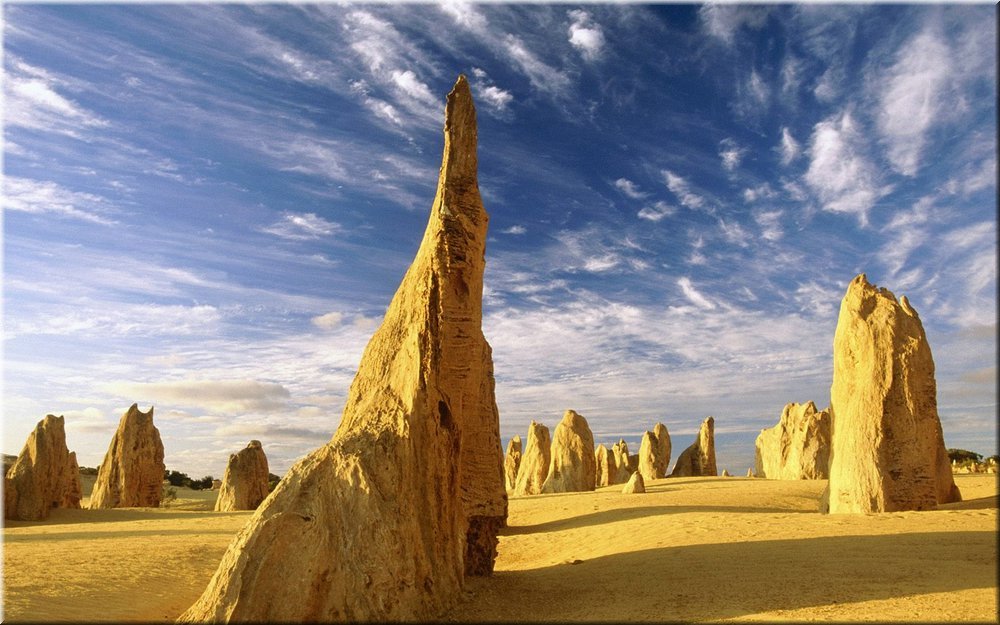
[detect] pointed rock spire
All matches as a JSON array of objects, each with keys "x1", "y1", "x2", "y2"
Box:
[
  {"x1": 89, "y1": 404, "x2": 164, "y2": 509},
  {"x1": 181, "y1": 75, "x2": 503, "y2": 622},
  {"x1": 4, "y1": 414, "x2": 81, "y2": 521},
  {"x1": 214, "y1": 440, "x2": 270, "y2": 512}
]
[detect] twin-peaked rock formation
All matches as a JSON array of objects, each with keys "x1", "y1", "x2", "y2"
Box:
[
  {"x1": 4, "y1": 415, "x2": 82, "y2": 521},
  {"x1": 181, "y1": 75, "x2": 505, "y2": 622},
  {"x1": 541, "y1": 410, "x2": 596, "y2": 493},
  {"x1": 90, "y1": 404, "x2": 165, "y2": 509},
  {"x1": 215, "y1": 440, "x2": 270, "y2": 512},
  {"x1": 822, "y1": 274, "x2": 960, "y2": 513},
  {"x1": 611, "y1": 439, "x2": 632, "y2": 484},
  {"x1": 638, "y1": 422, "x2": 672, "y2": 481},
  {"x1": 755, "y1": 402, "x2": 831, "y2": 480},
  {"x1": 670, "y1": 417, "x2": 717, "y2": 477},
  {"x1": 594, "y1": 443, "x2": 615, "y2": 487},
  {"x1": 513, "y1": 421, "x2": 551, "y2": 496}
]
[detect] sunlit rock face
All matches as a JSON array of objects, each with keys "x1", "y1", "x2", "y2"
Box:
[
  {"x1": 822, "y1": 274, "x2": 961, "y2": 514},
  {"x1": 89, "y1": 404, "x2": 165, "y2": 510},
  {"x1": 4, "y1": 414, "x2": 81, "y2": 521},
  {"x1": 541, "y1": 410, "x2": 597, "y2": 493},
  {"x1": 180, "y1": 75, "x2": 505, "y2": 621},
  {"x1": 513, "y1": 422, "x2": 551, "y2": 496},
  {"x1": 214, "y1": 440, "x2": 270, "y2": 512},
  {"x1": 755, "y1": 402, "x2": 831, "y2": 480}
]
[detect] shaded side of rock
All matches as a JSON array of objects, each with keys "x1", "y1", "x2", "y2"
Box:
[
  {"x1": 611, "y1": 439, "x2": 631, "y2": 484},
  {"x1": 637, "y1": 431, "x2": 659, "y2": 482},
  {"x1": 652, "y1": 422, "x2": 672, "y2": 478},
  {"x1": 541, "y1": 410, "x2": 597, "y2": 493},
  {"x1": 503, "y1": 436, "x2": 522, "y2": 493},
  {"x1": 669, "y1": 417, "x2": 717, "y2": 477},
  {"x1": 215, "y1": 440, "x2": 270, "y2": 512},
  {"x1": 823, "y1": 274, "x2": 961, "y2": 514},
  {"x1": 594, "y1": 444, "x2": 615, "y2": 487},
  {"x1": 89, "y1": 404, "x2": 165, "y2": 509}
]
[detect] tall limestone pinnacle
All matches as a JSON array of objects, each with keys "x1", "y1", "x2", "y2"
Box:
[
  {"x1": 823, "y1": 274, "x2": 961, "y2": 513},
  {"x1": 180, "y1": 75, "x2": 504, "y2": 622}
]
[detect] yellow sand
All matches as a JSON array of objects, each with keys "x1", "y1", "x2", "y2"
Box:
[{"x1": 3, "y1": 474, "x2": 996, "y2": 622}]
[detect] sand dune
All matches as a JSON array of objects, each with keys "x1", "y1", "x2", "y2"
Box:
[{"x1": 3, "y1": 475, "x2": 996, "y2": 622}]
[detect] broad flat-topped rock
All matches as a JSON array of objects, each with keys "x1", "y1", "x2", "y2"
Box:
[
  {"x1": 541, "y1": 410, "x2": 596, "y2": 493},
  {"x1": 180, "y1": 75, "x2": 504, "y2": 622},
  {"x1": 215, "y1": 440, "x2": 270, "y2": 512},
  {"x1": 755, "y1": 402, "x2": 831, "y2": 480},
  {"x1": 90, "y1": 404, "x2": 164, "y2": 509},
  {"x1": 822, "y1": 274, "x2": 961, "y2": 513},
  {"x1": 4, "y1": 414, "x2": 81, "y2": 521},
  {"x1": 670, "y1": 417, "x2": 717, "y2": 477}
]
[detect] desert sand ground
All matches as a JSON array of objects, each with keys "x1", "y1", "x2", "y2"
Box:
[{"x1": 2, "y1": 474, "x2": 996, "y2": 622}]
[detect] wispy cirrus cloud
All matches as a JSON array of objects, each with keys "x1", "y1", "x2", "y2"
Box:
[
  {"x1": 662, "y1": 170, "x2": 706, "y2": 210},
  {"x1": 3, "y1": 177, "x2": 117, "y2": 225},
  {"x1": 567, "y1": 9, "x2": 605, "y2": 62},
  {"x1": 614, "y1": 177, "x2": 649, "y2": 200},
  {"x1": 261, "y1": 212, "x2": 342, "y2": 241}
]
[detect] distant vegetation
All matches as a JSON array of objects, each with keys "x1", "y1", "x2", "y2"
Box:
[
  {"x1": 164, "y1": 469, "x2": 215, "y2": 490},
  {"x1": 947, "y1": 448, "x2": 982, "y2": 464},
  {"x1": 80, "y1": 466, "x2": 99, "y2": 476},
  {"x1": 268, "y1": 473, "x2": 281, "y2": 492}
]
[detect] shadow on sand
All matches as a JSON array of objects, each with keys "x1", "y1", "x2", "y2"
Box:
[{"x1": 451, "y1": 530, "x2": 998, "y2": 621}]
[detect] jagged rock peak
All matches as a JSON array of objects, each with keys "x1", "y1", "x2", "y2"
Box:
[
  {"x1": 89, "y1": 404, "x2": 164, "y2": 510},
  {"x1": 4, "y1": 414, "x2": 81, "y2": 521}
]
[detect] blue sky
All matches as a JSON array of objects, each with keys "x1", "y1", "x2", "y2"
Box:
[{"x1": 3, "y1": 3, "x2": 996, "y2": 478}]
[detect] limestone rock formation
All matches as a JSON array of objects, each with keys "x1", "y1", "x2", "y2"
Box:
[
  {"x1": 652, "y1": 422, "x2": 672, "y2": 478},
  {"x1": 503, "y1": 436, "x2": 522, "y2": 493},
  {"x1": 822, "y1": 274, "x2": 961, "y2": 514},
  {"x1": 4, "y1": 415, "x2": 81, "y2": 521},
  {"x1": 755, "y1": 401, "x2": 831, "y2": 480},
  {"x1": 541, "y1": 410, "x2": 596, "y2": 493},
  {"x1": 512, "y1": 421, "x2": 551, "y2": 496},
  {"x1": 215, "y1": 441, "x2": 271, "y2": 512},
  {"x1": 594, "y1": 444, "x2": 615, "y2": 487},
  {"x1": 746, "y1": 467, "x2": 756, "y2": 478},
  {"x1": 637, "y1": 431, "x2": 659, "y2": 482},
  {"x1": 180, "y1": 75, "x2": 505, "y2": 622},
  {"x1": 721, "y1": 469, "x2": 731, "y2": 477},
  {"x1": 89, "y1": 404, "x2": 165, "y2": 509},
  {"x1": 622, "y1": 471, "x2": 645, "y2": 494},
  {"x1": 611, "y1": 439, "x2": 632, "y2": 484},
  {"x1": 669, "y1": 417, "x2": 717, "y2": 477}
]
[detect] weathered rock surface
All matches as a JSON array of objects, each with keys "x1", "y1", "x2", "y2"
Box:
[
  {"x1": 611, "y1": 439, "x2": 632, "y2": 484},
  {"x1": 594, "y1": 444, "x2": 615, "y2": 487},
  {"x1": 822, "y1": 274, "x2": 961, "y2": 514},
  {"x1": 503, "y1": 436, "x2": 522, "y2": 493},
  {"x1": 4, "y1": 415, "x2": 81, "y2": 521},
  {"x1": 541, "y1": 410, "x2": 596, "y2": 493},
  {"x1": 637, "y1": 431, "x2": 659, "y2": 482},
  {"x1": 652, "y1": 422, "x2": 672, "y2": 478},
  {"x1": 215, "y1": 441, "x2": 270, "y2": 512},
  {"x1": 721, "y1": 469, "x2": 731, "y2": 477},
  {"x1": 755, "y1": 401, "x2": 832, "y2": 480},
  {"x1": 89, "y1": 404, "x2": 165, "y2": 509},
  {"x1": 669, "y1": 417, "x2": 717, "y2": 477},
  {"x1": 622, "y1": 471, "x2": 645, "y2": 494},
  {"x1": 512, "y1": 422, "x2": 551, "y2": 496},
  {"x1": 180, "y1": 75, "x2": 504, "y2": 622},
  {"x1": 746, "y1": 467, "x2": 756, "y2": 478}
]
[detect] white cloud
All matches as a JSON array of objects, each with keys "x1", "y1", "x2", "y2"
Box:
[
  {"x1": 107, "y1": 379, "x2": 291, "y2": 415},
  {"x1": 504, "y1": 34, "x2": 571, "y2": 96},
  {"x1": 7, "y1": 303, "x2": 222, "y2": 339},
  {"x1": 804, "y1": 111, "x2": 889, "y2": 226},
  {"x1": 311, "y1": 311, "x2": 345, "y2": 330},
  {"x1": 480, "y1": 85, "x2": 514, "y2": 112},
  {"x1": 717, "y1": 218, "x2": 749, "y2": 247},
  {"x1": 261, "y1": 212, "x2": 342, "y2": 241},
  {"x1": 677, "y1": 277, "x2": 716, "y2": 310},
  {"x1": 813, "y1": 66, "x2": 842, "y2": 103},
  {"x1": 439, "y1": 2, "x2": 488, "y2": 36},
  {"x1": 719, "y1": 138, "x2": 746, "y2": 172},
  {"x1": 390, "y1": 69, "x2": 437, "y2": 107},
  {"x1": 3, "y1": 177, "x2": 117, "y2": 225},
  {"x1": 637, "y1": 201, "x2": 676, "y2": 222},
  {"x1": 753, "y1": 209, "x2": 784, "y2": 242},
  {"x1": 743, "y1": 183, "x2": 777, "y2": 203},
  {"x1": 779, "y1": 127, "x2": 801, "y2": 165},
  {"x1": 614, "y1": 178, "x2": 648, "y2": 200},
  {"x1": 748, "y1": 69, "x2": 769, "y2": 104},
  {"x1": 4, "y1": 58, "x2": 109, "y2": 137},
  {"x1": 699, "y1": 4, "x2": 768, "y2": 46},
  {"x1": 662, "y1": 170, "x2": 705, "y2": 210},
  {"x1": 567, "y1": 10, "x2": 605, "y2": 62},
  {"x1": 781, "y1": 54, "x2": 803, "y2": 96},
  {"x1": 875, "y1": 27, "x2": 952, "y2": 176},
  {"x1": 503, "y1": 225, "x2": 527, "y2": 235}
]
